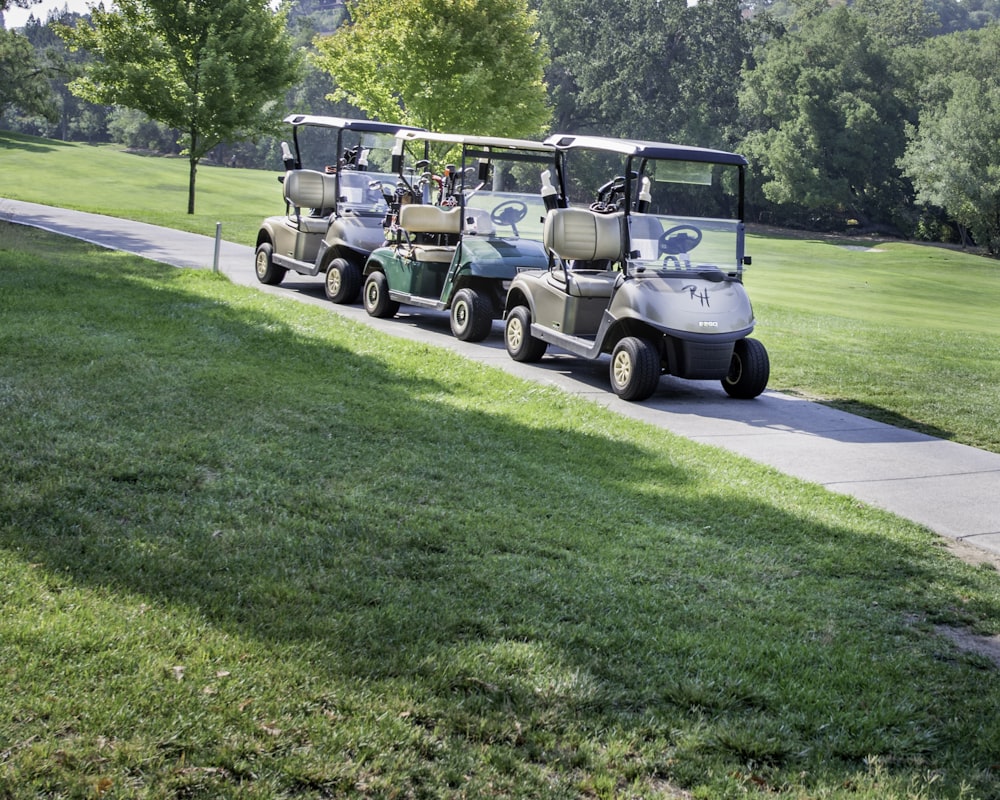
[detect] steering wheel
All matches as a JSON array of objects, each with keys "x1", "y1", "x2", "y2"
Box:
[
  {"x1": 658, "y1": 224, "x2": 703, "y2": 257},
  {"x1": 491, "y1": 199, "x2": 529, "y2": 230}
]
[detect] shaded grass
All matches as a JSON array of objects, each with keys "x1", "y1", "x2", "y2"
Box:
[{"x1": 2, "y1": 225, "x2": 1000, "y2": 798}]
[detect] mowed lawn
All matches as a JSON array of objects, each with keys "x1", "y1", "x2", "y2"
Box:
[
  {"x1": 4, "y1": 130, "x2": 1000, "y2": 796},
  {"x1": 3, "y1": 222, "x2": 1000, "y2": 799}
]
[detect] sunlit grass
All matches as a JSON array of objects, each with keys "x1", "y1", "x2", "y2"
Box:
[
  {"x1": 747, "y1": 235, "x2": 1000, "y2": 450},
  {"x1": 0, "y1": 131, "x2": 276, "y2": 244}
]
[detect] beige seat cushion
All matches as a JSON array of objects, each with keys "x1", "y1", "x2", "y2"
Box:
[
  {"x1": 543, "y1": 208, "x2": 623, "y2": 261},
  {"x1": 399, "y1": 204, "x2": 463, "y2": 235},
  {"x1": 283, "y1": 170, "x2": 337, "y2": 233}
]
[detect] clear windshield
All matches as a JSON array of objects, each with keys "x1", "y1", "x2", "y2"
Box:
[
  {"x1": 463, "y1": 190, "x2": 547, "y2": 241},
  {"x1": 396, "y1": 139, "x2": 554, "y2": 240},
  {"x1": 294, "y1": 127, "x2": 398, "y2": 174},
  {"x1": 337, "y1": 170, "x2": 395, "y2": 216},
  {"x1": 558, "y1": 147, "x2": 745, "y2": 273},
  {"x1": 631, "y1": 159, "x2": 743, "y2": 273},
  {"x1": 628, "y1": 214, "x2": 744, "y2": 273}
]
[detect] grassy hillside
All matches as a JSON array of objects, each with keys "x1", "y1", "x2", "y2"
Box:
[
  {"x1": 0, "y1": 131, "x2": 278, "y2": 244},
  {"x1": 2, "y1": 225, "x2": 1000, "y2": 798},
  {"x1": 3, "y1": 129, "x2": 1000, "y2": 453}
]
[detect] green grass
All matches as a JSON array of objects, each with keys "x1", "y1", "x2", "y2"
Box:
[
  {"x1": 3, "y1": 224, "x2": 1000, "y2": 798},
  {"x1": 4, "y1": 129, "x2": 999, "y2": 455},
  {"x1": 749, "y1": 235, "x2": 1000, "y2": 450},
  {"x1": 0, "y1": 131, "x2": 277, "y2": 244}
]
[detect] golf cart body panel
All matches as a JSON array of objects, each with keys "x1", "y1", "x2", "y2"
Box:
[
  {"x1": 254, "y1": 115, "x2": 422, "y2": 298},
  {"x1": 360, "y1": 131, "x2": 557, "y2": 340},
  {"x1": 503, "y1": 134, "x2": 769, "y2": 400}
]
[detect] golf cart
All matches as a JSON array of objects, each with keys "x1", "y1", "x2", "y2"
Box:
[
  {"x1": 360, "y1": 130, "x2": 556, "y2": 341},
  {"x1": 503, "y1": 134, "x2": 769, "y2": 401},
  {"x1": 254, "y1": 114, "x2": 420, "y2": 303}
]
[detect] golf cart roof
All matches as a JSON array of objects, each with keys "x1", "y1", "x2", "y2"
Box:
[
  {"x1": 283, "y1": 114, "x2": 422, "y2": 135},
  {"x1": 543, "y1": 133, "x2": 747, "y2": 167},
  {"x1": 396, "y1": 129, "x2": 554, "y2": 154}
]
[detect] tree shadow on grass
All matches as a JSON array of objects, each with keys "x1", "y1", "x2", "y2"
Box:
[
  {"x1": 3, "y1": 241, "x2": 1000, "y2": 796},
  {"x1": 0, "y1": 131, "x2": 75, "y2": 154},
  {"x1": 819, "y1": 396, "x2": 956, "y2": 440}
]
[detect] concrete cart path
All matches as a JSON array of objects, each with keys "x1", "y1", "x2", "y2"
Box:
[{"x1": 4, "y1": 198, "x2": 999, "y2": 556}]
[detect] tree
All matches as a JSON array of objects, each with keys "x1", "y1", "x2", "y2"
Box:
[
  {"x1": 59, "y1": 0, "x2": 300, "y2": 213},
  {"x1": 738, "y1": 6, "x2": 910, "y2": 229},
  {"x1": 1, "y1": 0, "x2": 40, "y2": 14},
  {"x1": 537, "y1": 0, "x2": 753, "y2": 149},
  {"x1": 853, "y1": 0, "x2": 938, "y2": 46},
  {"x1": 0, "y1": 27, "x2": 58, "y2": 123},
  {"x1": 311, "y1": 0, "x2": 550, "y2": 138},
  {"x1": 899, "y1": 27, "x2": 1000, "y2": 253}
]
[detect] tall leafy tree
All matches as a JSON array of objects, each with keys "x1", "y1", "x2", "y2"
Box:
[
  {"x1": 311, "y1": 0, "x2": 550, "y2": 137},
  {"x1": 60, "y1": 0, "x2": 300, "y2": 213},
  {"x1": 0, "y1": 27, "x2": 58, "y2": 123},
  {"x1": 853, "y1": 0, "x2": 938, "y2": 46},
  {"x1": 538, "y1": 0, "x2": 751, "y2": 148},
  {"x1": 899, "y1": 26, "x2": 1000, "y2": 253},
  {"x1": 738, "y1": 6, "x2": 909, "y2": 229}
]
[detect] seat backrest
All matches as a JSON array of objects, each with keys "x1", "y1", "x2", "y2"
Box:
[
  {"x1": 543, "y1": 208, "x2": 623, "y2": 261},
  {"x1": 284, "y1": 170, "x2": 336, "y2": 211},
  {"x1": 399, "y1": 204, "x2": 463, "y2": 235}
]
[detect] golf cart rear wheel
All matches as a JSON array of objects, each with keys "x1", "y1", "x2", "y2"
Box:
[
  {"x1": 254, "y1": 242, "x2": 286, "y2": 285},
  {"x1": 363, "y1": 272, "x2": 399, "y2": 318},
  {"x1": 505, "y1": 305, "x2": 547, "y2": 362},
  {"x1": 325, "y1": 258, "x2": 362, "y2": 304},
  {"x1": 722, "y1": 338, "x2": 770, "y2": 399},
  {"x1": 610, "y1": 337, "x2": 660, "y2": 401},
  {"x1": 451, "y1": 287, "x2": 494, "y2": 342}
]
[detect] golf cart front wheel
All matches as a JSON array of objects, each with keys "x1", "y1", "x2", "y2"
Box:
[
  {"x1": 325, "y1": 258, "x2": 362, "y2": 304},
  {"x1": 254, "y1": 242, "x2": 286, "y2": 285},
  {"x1": 505, "y1": 305, "x2": 547, "y2": 362},
  {"x1": 450, "y1": 287, "x2": 494, "y2": 342},
  {"x1": 610, "y1": 337, "x2": 661, "y2": 401},
  {"x1": 722, "y1": 338, "x2": 770, "y2": 399},
  {"x1": 363, "y1": 272, "x2": 399, "y2": 318}
]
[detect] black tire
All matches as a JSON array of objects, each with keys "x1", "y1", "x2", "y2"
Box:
[
  {"x1": 609, "y1": 336, "x2": 661, "y2": 401},
  {"x1": 325, "y1": 257, "x2": 362, "y2": 304},
  {"x1": 722, "y1": 338, "x2": 770, "y2": 399},
  {"x1": 450, "y1": 287, "x2": 494, "y2": 342},
  {"x1": 254, "y1": 242, "x2": 286, "y2": 285},
  {"x1": 504, "y1": 305, "x2": 547, "y2": 362},
  {"x1": 363, "y1": 271, "x2": 399, "y2": 318}
]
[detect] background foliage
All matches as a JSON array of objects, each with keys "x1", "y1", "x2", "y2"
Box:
[{"x1": 6, "y1": 0, "x2": 1000, "y2": 245}]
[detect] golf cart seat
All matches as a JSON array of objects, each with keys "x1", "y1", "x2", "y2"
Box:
[
  {"x1": 398, "y1": 204, "x2": 462, "y2": 263},
  {"x1": 544, "y1": 207, "x2": 623, "y2": 298},
  {"x1": 284, "y1": 169, "x2": 337, "y2": 234}
]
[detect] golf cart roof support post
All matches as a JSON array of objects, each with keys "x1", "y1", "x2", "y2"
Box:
[
  {"x1": 290, "y1": 126, "x2": 302, "y2": 170},
  {"x1": 738, "y1": 165, "x2": 746, "y2": 223}
]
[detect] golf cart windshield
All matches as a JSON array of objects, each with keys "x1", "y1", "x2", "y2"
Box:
[
  {"x1": 336, "y1": 169, "x2": 395, "y2": 216},
  {"x1": 629, "y1": 159, "x2": 744, "y2": 273},
  {"x1": 292, "y1": 127, "x2": 399, "y2": 174},
  {"x1": 558, "y1": 144, "x2": 746, "y2": 274},
  {"x1": 394, "y1": 134, "x2": 555, "y2": 241}
]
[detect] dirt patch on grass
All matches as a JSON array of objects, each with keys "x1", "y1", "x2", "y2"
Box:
[{"x1": 935, "y1": 625, "x2": 1000, "y2": 668}]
